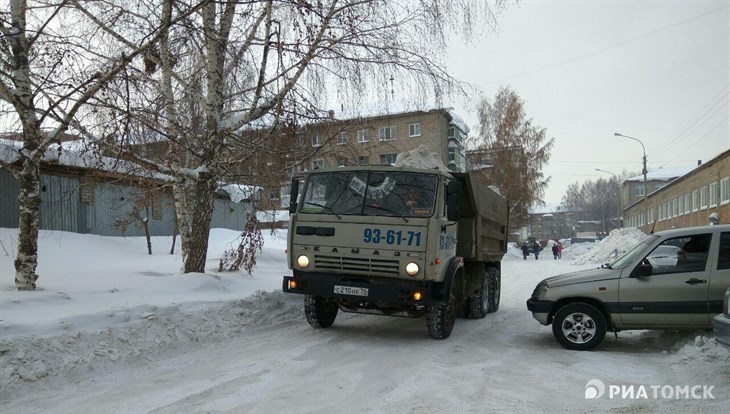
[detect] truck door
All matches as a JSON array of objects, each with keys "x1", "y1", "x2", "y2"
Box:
[{"x1": 618, "y1": 233, "x2": 712, "y2": 327}]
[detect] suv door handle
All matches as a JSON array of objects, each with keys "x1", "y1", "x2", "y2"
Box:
[{"x1": 685, "y1": 278, "x2": 707, "y2": 285}]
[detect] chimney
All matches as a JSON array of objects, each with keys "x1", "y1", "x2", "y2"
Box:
[
  {"x1": 328, "y1": 109, "x2": 335, "y2": 120},
  {"x1": 697, "y1": 160, "x2": 702, "y2": 166}
]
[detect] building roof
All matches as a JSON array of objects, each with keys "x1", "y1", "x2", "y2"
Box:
[{"x1": 625, "y1": 165, "x2": 696, "y2": 182}]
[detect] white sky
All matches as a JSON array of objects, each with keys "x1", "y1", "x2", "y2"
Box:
[{"x1": 445, "y1": 0, "x2": 730, "y2": 206}]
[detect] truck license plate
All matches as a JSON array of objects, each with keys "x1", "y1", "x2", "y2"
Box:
[{"x1": 334, "y1": 285, "x2": 369, "y2": 297}]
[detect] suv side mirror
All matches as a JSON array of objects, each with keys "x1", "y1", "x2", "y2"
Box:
[
  {"x1": 289, "y1": 179, "x2": 300, "y2": 214},
  {"x1": 630, "y1": 260, "x2": 653, "y2": 278}
]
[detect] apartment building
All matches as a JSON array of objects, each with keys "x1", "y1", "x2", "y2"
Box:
[
  {"x1": 624, "y1": 149, "x2": 730, "y2": 232},
  {"x1": 292, "y1": 108, "x2": 469, "y2": 174}
]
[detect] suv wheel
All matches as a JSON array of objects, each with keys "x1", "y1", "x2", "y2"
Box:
[{"x1": 552, "y1": 303, "x2": 606, "y2": 351}]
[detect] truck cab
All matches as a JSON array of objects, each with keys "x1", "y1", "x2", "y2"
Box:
[{"x1": 283, "y1": 165, "x2": 508, "y2": 339}]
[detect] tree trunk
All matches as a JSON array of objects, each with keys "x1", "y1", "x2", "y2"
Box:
[
  {"x1": 14, "y1": 156, "x2": 41, "y2": 290},
  {"x1": 183, "y1": 175, "x2": 216, "y2": 273}
]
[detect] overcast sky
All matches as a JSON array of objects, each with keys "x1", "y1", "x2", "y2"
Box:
[{"x1": 445, "y1": 0, "x2": 729, "y2": 207}]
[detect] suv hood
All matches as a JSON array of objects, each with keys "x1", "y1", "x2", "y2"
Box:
[{"x1": 542, "y1": 267, "x2": 620, "y2": 288}]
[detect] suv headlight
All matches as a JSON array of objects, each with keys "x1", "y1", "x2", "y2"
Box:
[{"x1": 532, "y1": 283, "x2": 549, "y2": 299}]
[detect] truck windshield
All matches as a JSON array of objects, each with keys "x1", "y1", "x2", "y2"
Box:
[{"x1": 300, "y1": 171, "x2": 439, "y2": 218}]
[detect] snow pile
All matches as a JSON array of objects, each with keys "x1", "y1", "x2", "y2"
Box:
[
  {"x1": 394, "y1": 145, "x2": 449, "y2": 172},
  {"x1": 570, "y1": 227, "x2": 647, "y2": 265}
]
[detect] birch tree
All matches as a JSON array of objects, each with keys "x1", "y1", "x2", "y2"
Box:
[
  {"x1": 0, "y1": 0, "x2": 204, "y2": 290},
  {"x1": 469, "y1": 87, "x2": 554, "y2": 227},
  {"x1": 87, "y1": 0, "x2": 507, "y2": 273}
]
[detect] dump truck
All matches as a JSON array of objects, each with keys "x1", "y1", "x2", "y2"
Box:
[{"x1": 282, "y1": 165, "x2": 508, "y2": 339}]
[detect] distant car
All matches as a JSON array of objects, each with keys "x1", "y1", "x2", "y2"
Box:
[
  {"x1": 646, "y1": 245, "x2": 680, "y2": 267},
  {"x1": 713, "y1": 287, "x2": 730, "y2": 348},
  {"x1": 526, "y1": 224, "x2": 730, "y2": 351}
]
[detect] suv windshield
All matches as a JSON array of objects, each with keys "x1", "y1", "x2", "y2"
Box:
[
  {"x1": 300, "y1": 171, "x2": 439, "y2": 218},
  {"x1": 609, "y1": 235, "x2": 658, "y2": 269}
]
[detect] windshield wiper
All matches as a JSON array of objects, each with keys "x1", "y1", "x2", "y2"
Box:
[
  {"x1": 302, "y1": 201, "x2": 341, "y2": 219},
  {"x1": 365, "y1": 205, "x2": 409, "y2": 223}
]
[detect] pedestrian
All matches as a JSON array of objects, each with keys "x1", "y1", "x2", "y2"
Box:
[
  {"x1": 533, "y1": 243, "x2": 540, "y2": 260},
  {"x1": 552, "y1": 242, "x2": 558, "y2": 260},
  {"x1": 557, "y1": 242, "x2": 563, "y2": 259},
  {"x1": 521, "y1": 242, "x2": 529, "y2": 260}
]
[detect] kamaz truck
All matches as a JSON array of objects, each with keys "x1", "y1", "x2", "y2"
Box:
[{"x1": 282, "y1": 165, "x2": 508, "y2": 339}]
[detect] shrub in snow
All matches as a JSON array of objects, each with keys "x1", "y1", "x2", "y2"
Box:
[{"x1": 218, "y1": 214, "x2": 264, "y2": 274}]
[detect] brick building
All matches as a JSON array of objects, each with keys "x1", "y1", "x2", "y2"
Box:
[{"x1": 624, "y1": 149, "x2": 730, "y2": 232}]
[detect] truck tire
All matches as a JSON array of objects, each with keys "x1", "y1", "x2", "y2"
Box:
[
  {"x1": 467, "y1": 268, "x2": 489, "y2": 319},
  {"x1": 551, "y1": 302, "x2": 606, "y2": 351},
  {"x1": 486, "y1": 267, "x2": 500, "y2": 313},
  {"x1": 304, "y1": 295, "x2": 339, "y2": 328},
  {"x1": 427, "y1": 290, "x2": 456, "y2": 339}
]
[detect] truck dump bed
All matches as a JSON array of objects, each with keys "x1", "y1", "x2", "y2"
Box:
[{"x1": 452, "y1": 172, "x2": 509, "y2": 262}]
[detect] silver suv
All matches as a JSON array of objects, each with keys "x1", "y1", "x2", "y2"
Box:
[
  {"x1": 713, "y1": 287, "x2": 730, "y2": 348},
  {"x1": 527, "y1": 225, "x2": 730, "y2": 350}
]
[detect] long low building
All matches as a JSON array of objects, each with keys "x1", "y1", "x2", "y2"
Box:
[{"x1": 624, "y1": 149, "x2": 729, "y2": 232}]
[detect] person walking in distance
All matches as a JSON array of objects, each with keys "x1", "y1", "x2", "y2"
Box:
[
  {"x1": 533, "y1": 242, "x2": 540, "y2": 260},
  {"x1": 521, "y1": 242, "x2": 529, "y2": 260},
  {"x1": 552, "y1": 242, "x2": 559, "y2": 260}
]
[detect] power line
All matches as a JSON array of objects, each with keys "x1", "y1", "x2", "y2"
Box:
[{"x1": 477, "y1": 5, "x2": 729, "y2": 87}]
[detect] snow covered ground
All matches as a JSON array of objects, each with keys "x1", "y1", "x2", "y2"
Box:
[{"x1": 1, "y1": 227, "x2": 728, "y2": 413}]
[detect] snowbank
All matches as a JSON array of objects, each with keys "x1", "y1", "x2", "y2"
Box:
[{"x1": 570, "y1": 227, "x2": 647, "y2": 265}]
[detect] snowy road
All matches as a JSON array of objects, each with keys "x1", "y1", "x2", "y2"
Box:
[{"x1": 2, "y1": 254, "x2": 728, "y2": 413}]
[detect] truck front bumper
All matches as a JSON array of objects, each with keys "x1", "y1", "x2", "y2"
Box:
[
  {"x1": 283, "y1": 272, "x2": 444, "y2": 306},
  {"x1": 526, "y1": 298, "x2": 554, "y2": 325}
]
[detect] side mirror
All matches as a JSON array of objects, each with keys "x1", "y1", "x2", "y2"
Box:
[
  {"x1": 289, "y1": 179, "x2": 300, "y2": 214},
  {"x1": 447, "y1": 194, "x2": 459, "y2": 221},
  {"x1": 447, "y1": 180, "x2": 460, "y2": 195},
  {"x1": 630, "y1": 260, "x2": 653, "y2": 278}
]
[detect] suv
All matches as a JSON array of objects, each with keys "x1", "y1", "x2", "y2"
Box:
[{"x1": 527, "y1": 224, "x2": 730, "y2": 350}]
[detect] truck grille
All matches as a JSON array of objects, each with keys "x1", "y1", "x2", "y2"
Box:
[{"x1": 314, "y1": 254, "x2": 400, "y2": 276}]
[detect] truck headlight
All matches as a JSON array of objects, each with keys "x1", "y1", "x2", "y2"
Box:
[
  {"x1": 297, "y1": 255, "x2": 310, "y2": 268},
  {"x1": 405, "y1": 262, "x2": 419, "y2": 276}
]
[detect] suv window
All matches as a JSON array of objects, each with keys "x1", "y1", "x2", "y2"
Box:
[
  {"x1": 646, "y1": 234, "x2": 711, "y2": 275},
  {"x1": 719, "y1": 232, "x2": 730, "y2": 270}
]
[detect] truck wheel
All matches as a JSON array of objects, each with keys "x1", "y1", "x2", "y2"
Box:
[
  {"x1": 468, "y1": 267, "x2": 500, "y2": 318},
  {"x1": 486, "y1": 267, "x2": 500, "y2": 313},
  {"x1": 427, "y1": 290, "x2": 456, "y2": 339},
  {"x1": 304, "y1": 295, "x2": 339, "y2": 328},
  {"x1": 551, "y1": 303, "x2": 606, "y2": 351},
  {"x1": 467, "y1": 268, "x2": 489, "y2": 319}
]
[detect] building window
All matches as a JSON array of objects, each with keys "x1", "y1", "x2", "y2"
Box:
[
  {"x1": 448, "y1": 126, "x2": 455, "y2": 138},
  {"x1": 684, "y1": 193, "x2": 691, "y2": 213},
  {"x1": 379, "y1": 126, "x2": 397, "y2": 141},
  {"x1": 721, "y1": 177, "x2": 729, "y2": 205},
  {"x1": 692, "y1": 189, "x2": 699, "y2": 211},
  {"x1": 672, "y1": 198, "x2": 678, "y2": 217},
  {"x1": 700, "y1": 186, "x2": 707, "y2": 209},
  {"x1": 678, "y1": 196, "x2": 684, "y2": 216},
  {"x1": 635, "y1": 185, "x2": 645, "y2": 197},
  {"x1": 358, "y1": 156, "x2": 369, "y2": 165},
  {"x1": 380, "y1": 153, "x2": 397, "y2": 165},
  {"x1": 337, "y1": 132, "x2": 347, "y2": 145},
  {"x1": 312, "y1": 159, "x2": 324, "y2": 170},
  {"x1": 648, "y1": 208, "x2": 654, "y2": 224},
  {"x1": 709, "y1": 182, "x2": 718, "y2": 207},
  {"x1": 296, "y1": 132, "x2": 306, "y2": 148},
  {"x1": 312, "y1": 134, "x2": 322, "y2": 147},
  {"x1": 336, "y1": 158, "x2": 348, "y2": 167},
  {"x1": 408, "y1": 122, "x2": 421, "y2": 137},
  {"x1": 357, "y1": 129, "x2": 368, "y2": 143}
]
